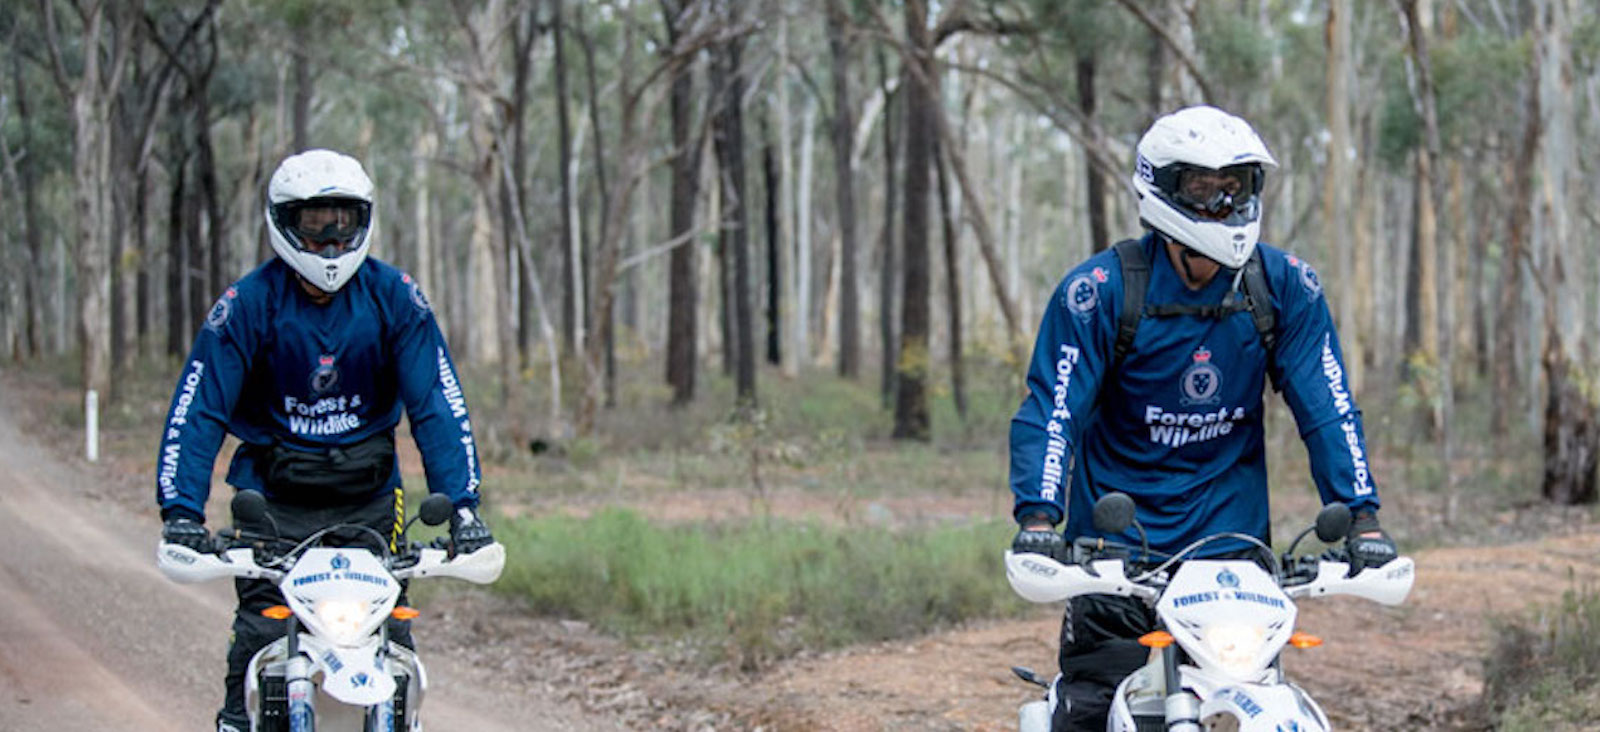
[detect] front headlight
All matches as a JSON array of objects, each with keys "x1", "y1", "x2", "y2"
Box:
[
  {"x1": 312, "y1": 599, "x2": 371, "y2": 645},
  {"x1": 1202, "y1": 623, "x2": 1267, "y2": 678}
]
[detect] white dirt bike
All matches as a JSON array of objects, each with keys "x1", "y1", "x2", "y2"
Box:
[
  {"x1": 1005, "y1": 493, "x2": 1414, "y2": 732},
  {"x1": 157, "y1": 490, "x2": 506, "y2": 732}
]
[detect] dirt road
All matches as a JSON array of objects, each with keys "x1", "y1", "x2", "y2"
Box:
[
  {"x1": 736, "y1": 529, "x2": 1600, "y2": 731},
  {"x1": 0, "y1": 385, "x2": 610, "y2": 731},
  {"x1": 0, "y1": 366, "x2": 1590, "y2": 731}
]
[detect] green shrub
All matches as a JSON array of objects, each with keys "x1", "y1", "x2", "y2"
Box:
[
  {"x1": 492, "y1": 509, "x2": 1021, "y2": 669},
  {"x1": 1486, "y1": 585, "x2": 1600, "y2": 729}
]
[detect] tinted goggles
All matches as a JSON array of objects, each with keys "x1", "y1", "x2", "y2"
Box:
[
  {"x1": 274, "y1": 198, "x2": 371, "y2": 249},
  {"x1": 1176, "y1": 165, "x2": 1260, "y2": 217}
]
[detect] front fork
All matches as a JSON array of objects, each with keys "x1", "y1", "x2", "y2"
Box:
[
  {"x1": 365, "y1": 622, "x2": 398, "y2": 732},
  {"x1": 285, "y1": 618, "x2": 316, "y2": 732},
  {"x1": 1161, "y1": 645, "x2": 1201, "y2": 732}
]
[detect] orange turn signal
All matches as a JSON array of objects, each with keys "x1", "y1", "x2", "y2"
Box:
[
  {"x1": 1288, "y1": 632, "x2": 1323, "y2": 649},
  {"x1": 1138, "y1": 630, "x2": 1175, "y2": 648},
  {"x1": 261, "y1": 605, "x2": 292, "y2": 620},
  {"x1": 391, "y1": 606, "x2": 421, "y2": 621}
]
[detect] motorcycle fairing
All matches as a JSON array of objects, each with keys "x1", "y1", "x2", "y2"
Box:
[
  {"x1": 1157, "y1": 560, "x2": 1296, "y2": 683},
  {"x1": 281, "y1": 547, "x2": 401, "y2": 647}
]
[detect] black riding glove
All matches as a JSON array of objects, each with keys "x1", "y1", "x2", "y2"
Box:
[
  {"x1": 450, "y1": 506, "x2": 494, "y2": 555},
  {"x1": 1346, "y1": 511, "x2": 1397, "y2": 574},
  {"x1": 1011, "y1": 511, "x2": 1065, "y2": 561},
  {"x1": 162, "y1": 516, "x2": 213, "y2": 552}
]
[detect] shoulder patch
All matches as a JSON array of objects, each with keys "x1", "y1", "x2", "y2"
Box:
[
  {"x1": 1287, "y1": 255, "x2": 1323, "y2": 299},
  {"x1": 1062, "y1": 272, "x2": 1101, "y2": 321},
  {"x1": 204, "y1": 287, "x2": 238, "y2": 331},
  {"x1": 401, "y1": 273, "x2": 431, "y2": 313}
]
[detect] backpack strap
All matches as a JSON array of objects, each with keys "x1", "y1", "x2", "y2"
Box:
[
  {"x1": 1112, "y1": 239, "x2": 1148, "y2": 368},
  {"x1": 1239, "y1": 247, "x2": 1276, "y2": 354},
  {"x1": 1112, "y1": 239, "x2": 1279, "y2": 372}
]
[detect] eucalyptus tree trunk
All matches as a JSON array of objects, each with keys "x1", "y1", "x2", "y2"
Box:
[
  {"x1": 663, "y1": 0, "x2": 699, "y2": 406},
  {"x1": 43, "y1": 0, "x2": 130, "y2": 400},
  {"x1": 291, "y1": 47, "x2": 309, "y2": 152},
  {"x1": 458, "y1": 0, "x2": 509, "y2": 370},
  {"x1": 1534, "y1": 0, "x2": 1597, "y2": 504},
  {"x1": 9, "y1": 46, "x2": 42, "y2": 358},
  {"x1": 1076, "y1": 52, "x2": 1108, "y2": 254},
  {"x1": 507, "y1": 4, "x2": 541, "y2": 368},
  {"x1": 796, "y1": 98, "x2": 817, "y2": 366},
  {"x1": 552, "y1": 0, "x2": 577, "y2": 352},
  {"x1": 164, "y1": 142, "x2": 189, "y2": 359},
  {"x1": 775, "y1": 4, "x2": 798, "y2": 377},
  {"x1": 1323, "y1": 0, "x2": 1358, "y2": 389},
  {"x1": 712, "y1": 33, "x2": 756, "y2": 408},
  {"x1": 413, "y1": 125, "x2": 437, "y2": 333},
  {"x1": 827, "y1": 0, "x2": 861, "y2": 377},
  {"x1": 893, "y1": 0, "x2": 933, "y2": 442},
  {"x1": 878, "y1": 50, "x2": 900, "y2": 409},
  {"x1": 762, "y1": 115, "x2": 782, "y2": 366},
  {"x1": 1399, "y1": 0, "x2": 1443, "y2": 442},
  {"x1": 1495, "y1": 43, "x2": 1540, "y2": 440},
  {"x1": 576, "y1": 6, "x2": 615, "y2": 407},
  {"x1": 934, "y1": 136, "x2": 965, "y2": 420}
]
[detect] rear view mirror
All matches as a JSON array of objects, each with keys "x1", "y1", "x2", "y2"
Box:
[
  {"x1": 1093, "y1": 492, "x2": 1136, "y2": 534},
  {"x1": 418, "y1": 494, "x2": 454, "y2": 527},
  {"x1": 1314, "y1": 503, "x2": 1353, "y2": 543}
]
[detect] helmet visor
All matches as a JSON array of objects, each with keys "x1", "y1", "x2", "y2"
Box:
[
  {"x1": 1172, "y1": 165, "x2": 1260, "y2": 220},
  {"x1": 273, "y1": 198, "x2": 371, "y2": 256}
]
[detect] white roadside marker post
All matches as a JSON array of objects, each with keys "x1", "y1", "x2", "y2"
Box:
[{"x1": 86, "y1": 389, "x2": 99, "y2": 462}]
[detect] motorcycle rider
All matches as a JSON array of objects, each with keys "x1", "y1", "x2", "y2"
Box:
[
  {"x1": 1007, "y1": 106, "x2": 1397, "y2": 731},
  {"x1": 154, "y1": 148, "x2": 494, "y2": 732}
]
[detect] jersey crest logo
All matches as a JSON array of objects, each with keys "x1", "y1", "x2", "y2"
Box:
[
  {"x1": 310, "y1": 354, "x2": 340, "y2": 396},
  {"x1": 1180, "y1": 346, "x2": 1223, "y2": 405},
  {"x1": 1064, "y1": 273, "x2": 1099, "y2": 320},
  {"x1": 204, "y1": 287, "x2": 237, "y2": 331}
]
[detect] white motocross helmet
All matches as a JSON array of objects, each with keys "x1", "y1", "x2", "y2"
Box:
[
  {"x1": 265, "y1": 149, "x2": 376, "y2": 293},
  {"x1": 1130, "y1": 106, "x2": 1277, "y2": 269}
]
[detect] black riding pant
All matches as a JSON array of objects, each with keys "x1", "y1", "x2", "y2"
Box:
[
  {"x1": 1052, "y1": 593, "x2": 1158, "y2": 732},
  {"x1": 218, "y1": 489, "x2": 412, "y2": 728}
]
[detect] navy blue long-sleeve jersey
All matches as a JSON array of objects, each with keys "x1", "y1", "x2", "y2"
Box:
[
  {"x1": 155, "y1": 258, "x2": 481, "y2": 522},
  {"x1": 1009, "y1": 235, "x2": 1379, "y2": 556}
]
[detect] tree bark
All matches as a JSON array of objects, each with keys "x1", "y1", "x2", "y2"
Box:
[
  {"x1": 1493, "y1": 22, "x2": 1541, "y2": 439},
  {"x1": 663, "y1": 0, "x2": 700, "y2": 406},
  {"x1": 877, "y1": 48, "x2": 899, "y2": 409},
  {"x1": 827, "y1": 0, "x2": 861, "y2": 377},
  {"x1": 552, "y1": 0, "x2": 577, "y2": 353},
  {"x1": 9, "y1": 45, "x2": 42, "y2": 358},
  {"x1": 1075, "y1": 52, "x2": 1108, "y2": 254},
  {"x1": 1399, "y1": 0, "x2": 1442, "y2": 435},
  {"x1": 934, "y1": 135, "x2": 966, "y2": 420},
  {"x1": 1535, "y1": 0, "x2": 1596, "y2": 504},
  {"x1": 762, "y1": 114, "x2": 782, "y2": 366},
  {"x1": 43, "y1": 0, "x2": 128, "y2": 400},
  {"x1": 1323, "y1": 0, "x2": 1357, "y2": 388},
  {"x1": 893, "y1": 0, "x2": 933, "y2": 442},
  {"x1": 712, "y1": 32, "x2": 756, "y2": 408}
]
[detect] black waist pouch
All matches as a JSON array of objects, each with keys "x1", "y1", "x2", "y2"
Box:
[{"x1": 257, "y1": 432, "x2": 396, "y2": 507}]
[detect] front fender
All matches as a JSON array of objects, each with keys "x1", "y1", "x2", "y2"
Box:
[
  {"x1": 297, "y1": 634, "x2": 397, "y2": 706},
  {"x1": 1201, "y1": 683, "x2": 1329, "y2": 732}
]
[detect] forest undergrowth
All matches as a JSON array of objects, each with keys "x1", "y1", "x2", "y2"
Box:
[{"x1": 7, "y1": 349, "x2": 1594, "y2": 726}]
